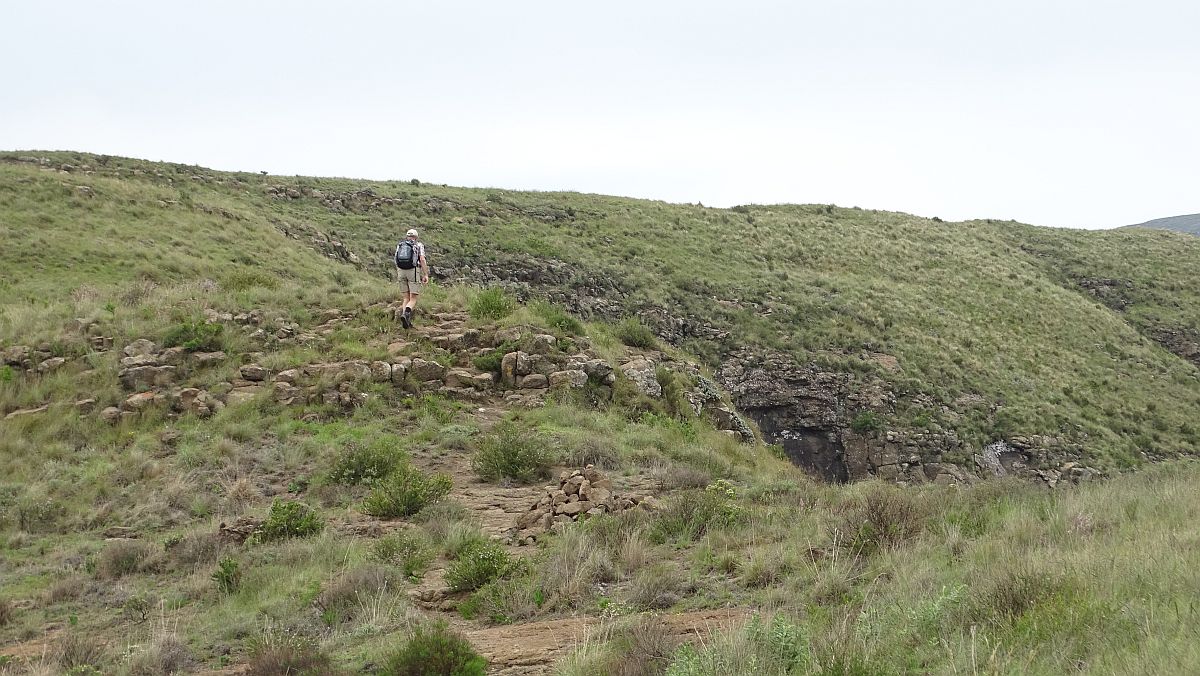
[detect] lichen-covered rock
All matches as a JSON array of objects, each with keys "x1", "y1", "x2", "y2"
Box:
[
  {"x1": 119, "y1": 365, "x2": 177, "y2": 390},
  {"x1": 408, "y1": 358, "x2": 447, "y2": 382},
  {"x1": 121, "y1": 391, "x2": 158, "y2": 412},
  {"x1": 122, "y1": 339, "x2": 157, "y2": 358},
  {"x1": 519, "y1": 374, "x2": 548, "y2": 389},
  {"x1": 548, "y1": 369, "x2": 588, "y2": 389},
  {"x1": 240, "y1": 364, "x2": 268, "y2": 382},
  {"x1": 620, "y1": 357, "x2": 661, "y2": 397}
]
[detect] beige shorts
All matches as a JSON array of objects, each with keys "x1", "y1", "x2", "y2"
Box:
[{"x1": 396, "y1": 267, "x2": 424, "y2": 295}]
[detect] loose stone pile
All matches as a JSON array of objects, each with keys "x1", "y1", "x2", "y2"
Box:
[{"x1": 509, "y1": 466, "x2": 659, "y2": 545}]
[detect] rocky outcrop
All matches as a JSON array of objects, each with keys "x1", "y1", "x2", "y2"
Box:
[
  {"x1": 508, "y1": 466, "x2": 659, "y2": 545},
  {"x1": 719, "y1": 348, "x2": 1099, "y2": 486},
  {"x1": 718, "y1": 350, "x2": 855, "y2": 481}
]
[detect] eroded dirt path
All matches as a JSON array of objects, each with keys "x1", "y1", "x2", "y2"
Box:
[{"x1": 465, "y1": 608, "x2": 752, "y2": 675}]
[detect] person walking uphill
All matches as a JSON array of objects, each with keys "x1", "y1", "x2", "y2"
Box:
[{"x1": 394, "y1": 228, "x2": 429, "y2": 329}]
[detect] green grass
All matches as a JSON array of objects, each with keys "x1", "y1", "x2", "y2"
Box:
[
  {"x1": 5, "y1": 152, "x2": 1200, "y2": 467},
  {"x1": 3, "y1": 151, "x2": 1200, "y2": 673}
]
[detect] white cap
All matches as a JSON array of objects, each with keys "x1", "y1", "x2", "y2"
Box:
[{"x1": 406, "y1": 228, "x2": 419, "y2": 237}]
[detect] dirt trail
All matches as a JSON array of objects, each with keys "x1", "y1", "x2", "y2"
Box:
[
  {"x1": 465, "y1": 608, "x2": 751, "y2": 675},
  {"x1": 398, "y1": 316, "x2": 754, "y2": 674}
]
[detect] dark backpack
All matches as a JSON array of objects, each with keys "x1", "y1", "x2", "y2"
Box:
[{"x1": 395, "y1": 239, "x2": 417, "y2": 269}]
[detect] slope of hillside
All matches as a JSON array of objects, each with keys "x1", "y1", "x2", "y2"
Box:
[
  {"x1": 1125, "y1": 212, "x2": 1200, "y2": 235},
  {"x1": 7, "y1": 151, "x2": 1200, "y2": 479},
  {"x1": 3, "y1": 151, "x2": 1200, "y2": 674}
]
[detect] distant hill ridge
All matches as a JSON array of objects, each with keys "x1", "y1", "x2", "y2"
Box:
[{"x1": 1126, "y1": 213, "x2": 1200, "y2": 235}]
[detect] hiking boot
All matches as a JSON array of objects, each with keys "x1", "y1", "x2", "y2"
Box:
[{"x1": 400, "y1": 308, "x2": 412, "y2": 329}]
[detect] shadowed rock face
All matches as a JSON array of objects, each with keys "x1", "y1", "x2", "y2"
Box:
[
  {"x1": 717, "y1": 350, "x2": 854, "y2": 482},
  {"x1": 752, "y1": 407, "x2": 849, "y2": 482}
]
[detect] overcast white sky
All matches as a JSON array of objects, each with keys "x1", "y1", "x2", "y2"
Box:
[{"x1": 3, "y1": 1, "x2": 1197, "y2": 228}]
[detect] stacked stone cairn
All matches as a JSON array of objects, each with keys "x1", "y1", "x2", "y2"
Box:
[{"x1": 510, "y1": 466, "x2": 656, "y2": 545}]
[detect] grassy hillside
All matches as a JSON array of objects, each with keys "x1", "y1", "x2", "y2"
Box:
[
  {"x1": 1126, "y1": 212, "x2": 1200, "y2": 235},
  {"x1": 3, "y1": 151, "x2": 1200, "y2": 674},
  {"x1": 6, "y1": 151, "x2": 1200, "y2": 471}
]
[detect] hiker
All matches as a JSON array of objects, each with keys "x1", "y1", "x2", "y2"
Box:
[{"x1": 394, "y1": 228, "x2": 429, "y2": 328}]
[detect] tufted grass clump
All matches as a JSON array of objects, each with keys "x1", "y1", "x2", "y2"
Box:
[
  {"x1": 613, "y1": 317, "x2": 658, "y2": 349},
  {"x1": 162, "y1": 320, "x2": 224, "y2": 352},
  {"x1": 650, "y1": 482, "x2": 742, "y2": 544},
  {"x1": 469, "y1": 287, "x2": 516, "y2": 320},
  {"x1": 247, "y1": 625, "x2": 335, "y2": 676},
  {"x1": 373, "y1": 530, "x2": 435, "y2": 579},
  {"x1": 257, "y1": 500, "x2": 324, "y2": 542},
  {"x1": 472, "y1": 420, "x2": 555, "y2": 484}
]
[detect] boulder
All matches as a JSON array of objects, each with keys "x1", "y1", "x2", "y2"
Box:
[
  {"x1": 556, "y1": 501, "x2": 589, "y2": 517},
  {"x1": 390, "y1": 360, "x2": 410, "y2": 384},
  {"x1": 370, "y1": 361, "x2": 393, "y2": 382},
  {"x1": 518, "y1": 352, "x2": 554, "y2": 376},
  {"x1": 37, "y1": 357, "x2": 67, "y2": 373},
  {"x1": 273, "y1": 381, "x2": 299, "y2": 404},
  {"x1": 193, "y1": 351, "x2": 226, "y2": 366},
  {"x1": 444, "y1": 369, "x2": 477, "y2": 388},
  {"x1": 581, "y1": 358, "x2": 613, "y2": 379},
  {"x1": 548, "y1": 369, "x2": 588, "y2": 389},
  {"x1": 119, "y1": 365, "x2": 176, "y2": 390},
  {"x1": 159, "y1": 347, "x2": 187, "y2": 365},
  {"x1": 519, "y1": 374, "x2": 548, "y2": 389},
  {"x1": 239, "y1": 364, "x2": 268, "y2": 382},
  {"x1": 409, "y1": 358, "x2": 446, "y2": 382},
  {"x1": 621, "y1": 358, "x2": 661, "y2": 397},
  {"x1": 122, "y1": 339, "x2": 157, "y2": 358},
  {"x1": 120, "y1": 354, "x2": 160, "y2": 368},
  {"x1": 121, "y1": 391, "x2": 157, "y2": 412},
  {"x1": 75, "y1": 398, "x2": 96, "y2": 412},
  {"x1": 500, "y1": 352, "x2": 519, "y2": 387},
  {"x1": 226, "y1": 386, "x2": 263, "y2": 405},
  {"x1": 100, "y1": 406, "x2": 122, "y2": 423},
  {"x1": 531, "y1": 334, "x2": 557, "y2": 354},
  {"x1": 4, "y1": 405, "x2": 49, "y2": 420},
  {"x1": 275, "y1": 369, "x2": 299, "y2": 384},
  {"x1": 472, "y1": 372, "x2": 495, "y2": 389},
  {"x1": 2, "y1": 345, "x2": 31, "y2": 366}
]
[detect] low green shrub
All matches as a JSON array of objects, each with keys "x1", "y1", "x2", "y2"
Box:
[
  {"x1": 258, "y1": 500, "x2": 324, "y2": 542},
  {"x1": 469, "y1": 287, "x2": 516, "y2": 320},
  {"x1": 361, "y1": 465, "x2": 452, "y2": 518},
  {"x1": 472, "y1": 351, "x2": 504, "y2": 374},
  {"x1": 614, "y1": 317, "x2": 657, "y2": 349},
  {"x1": 446, "y1": 541, "x2": 517, "y2": 592},
  {"x1": 327, "y1": 438, "x2": 407, "y2": 485},
  {"x1": 472, "y1": 420, "x2": 555, "y2": 484},
  {"x1": 380, "y1": 620, "x2": 486, "y2": 676},
  {"x1": 162, "y1": 321, "x2": 224, "y2": 352},
  {"x1": 212, "y1": 556, "x2": 242, "y2": 594},
  {"x1": 850, "y1": 411, "x2": 885, "y2": 434},
  {"x1": 374, "y1": 531, "x2": 435, "y2": 579},
  {"x1": 467, "y1": 575, "x2": 543, "y2": 624}
]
